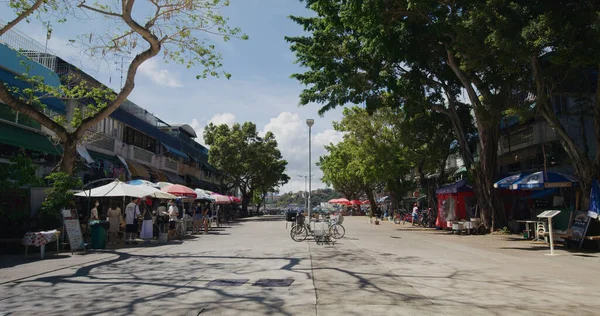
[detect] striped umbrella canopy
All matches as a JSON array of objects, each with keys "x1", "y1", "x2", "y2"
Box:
[
  {"x1": 156, "y1": 182, "x2": 173, "y2": 189},
  {"x1": 211, "y1": 192, "x2": 232, "y2": 204},
  {"x1": 161, "y1": 184, "x2": 197, "y2": 198}
]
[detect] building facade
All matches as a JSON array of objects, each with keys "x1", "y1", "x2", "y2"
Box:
[{"x1": 0, "y1": 26, "x2": 221, "y2": 191}]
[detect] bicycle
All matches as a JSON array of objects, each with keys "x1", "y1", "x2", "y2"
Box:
[
  {"x1": 325, "y1": 212, "x2": 345, "y2": 239},
  {"x1": 290, "y1": 213, "x2": 308, "y2": 242}
]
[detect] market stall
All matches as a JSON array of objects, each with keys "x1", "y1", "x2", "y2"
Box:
[{"x1": 435, "y1": 179, "x2": 474, "y2": 229}]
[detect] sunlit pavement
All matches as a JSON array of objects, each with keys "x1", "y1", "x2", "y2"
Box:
[{"x1": 1, "y1": 216, "x2": 599, "y2": 315}]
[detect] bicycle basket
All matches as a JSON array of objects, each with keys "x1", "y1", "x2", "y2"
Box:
[{"x1": 313, "y1": 222, "x2": 328, "y2": 237}]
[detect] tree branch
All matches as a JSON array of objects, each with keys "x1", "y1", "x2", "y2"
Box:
[
  {"x1": 76, "y1": 0, "x2": 162, "y2": 137},
  {"x1": 0, "y1": 0, "x2": 45, "y2": 37},
  {"x1": 0, "y1": 84, "x2": 68, "y2": 140},
  {"x1": 77, "y1": 1, "x2": 122, "y2": 17}
]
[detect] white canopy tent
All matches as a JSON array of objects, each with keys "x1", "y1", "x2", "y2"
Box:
[{"x1": 75, "y1": 180, "x2": 177, "y2": 199}]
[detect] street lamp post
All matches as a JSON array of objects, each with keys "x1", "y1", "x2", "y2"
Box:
[
  {"x1": 306, "y1": 119, "x2": 314, "y2": 220},
  {"x1": 297, "y1": 175, "x2": 308, "y2": 211}
]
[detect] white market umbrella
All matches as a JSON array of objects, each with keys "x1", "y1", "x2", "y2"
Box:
[
  {"x1": 75, "y1": 180, "x2": 177, "y2": 199},
  {"x1": 194, "y1": 189, "x2": 216, "y2": 202}
]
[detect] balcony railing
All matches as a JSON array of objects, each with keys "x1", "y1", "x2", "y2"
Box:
[
  {"x1": 162, "y1": 157, "x2": 178, "y2": 172},
  {"x1": 0, "y1": 20, "x2": 57, "y2": 71},
  {"x1": 133, "y1": 146, "x2": 153, "y2": 164}
]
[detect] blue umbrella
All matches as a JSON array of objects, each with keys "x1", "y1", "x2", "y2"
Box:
[
  {"x1": 127, "y1": 179, "x2": 160, "y2": 189},
  {"x1": 494, "y1": 173, "x2": 527, "y2": 189},
  {"x1": 510, "y1": 171, "x2": 577, "y2": 190},
  {"x1": 589, "y1": 178, "x2": 600, "y2": 215}
]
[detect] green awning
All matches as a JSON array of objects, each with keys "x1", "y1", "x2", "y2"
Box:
[{"x1": 0, "y1": 123, "x2": 61, "y2": 155}]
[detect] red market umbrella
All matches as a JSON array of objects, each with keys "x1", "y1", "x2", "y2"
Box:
[
  {"x1": 230, "y1": 196, "x2": 241, "y2": 203},
  {"x1": 161, "y1": 184, "x2": 197, "y2": 199},
  {"x1": 360, "y1": 200, "x2": 370, "y2": 205},
  {"x1": 349, "y1": 199, "x2": 362, "y2": 205}
]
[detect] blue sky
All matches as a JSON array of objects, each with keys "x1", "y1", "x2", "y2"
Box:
[{"x1": 0, "y1": 0, "x2": 346, "y2": 194}]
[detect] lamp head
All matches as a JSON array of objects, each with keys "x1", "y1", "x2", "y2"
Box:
[{"x1": 306, "y1": 119, "x2": 314, "y2": 127}]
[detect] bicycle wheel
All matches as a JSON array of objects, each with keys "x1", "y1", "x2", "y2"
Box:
[
  {"x1": 330, "y1": 224, "x2": 345, "y2": 239},
  {"x1": 290, "y1": 224, "x2": 308, "y2": 242}
]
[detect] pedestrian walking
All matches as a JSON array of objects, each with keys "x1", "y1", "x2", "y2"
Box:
[
  {"x1": 412, "y1": 203, "x2": 419, "y2": 226},
  {"x1": 125, "y1": 198, "x2": 141, "y2": 244},
  {"x1": 140, "y1": 197, "x2": 153, "y2": 244}
]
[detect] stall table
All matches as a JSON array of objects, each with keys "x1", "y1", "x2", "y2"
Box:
[
  {"x1": 517, "y1": 220, "x2": 538, "y2": 239},
  {"x1": 22, "y1": 230, "x2": 60, "y2": 259}
]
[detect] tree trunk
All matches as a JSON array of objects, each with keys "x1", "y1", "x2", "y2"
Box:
[
  {"x1": 58, "y1": 136, "x2": 78, "y2": 175},
  {"x1": 473, "y1": 120, "x2": 506, "y2": 230},
  {"x1": 241, "y1": 193, "x2": 251, "y2": 217},
  {"x1": 532, "y1": 57, "x2": 599, "y2": 210},
  {"x1": 365, "y1": 189, "x2": 378, "y2": 214}
]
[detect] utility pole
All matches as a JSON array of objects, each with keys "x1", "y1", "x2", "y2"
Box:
[{"x1": 306, "y1": 119, "x2": 314, "y2": 219}]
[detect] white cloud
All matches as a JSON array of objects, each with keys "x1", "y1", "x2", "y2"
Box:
[
  {"x1": 210, "y1": 113, "x2": 236, "y2": 126},
  {"x1": 139, "y1": 59, "x2": 183, "y2": 87},
  {"x1": 261, "y1": 112, "x2": 344, "y2": 194},
  {"x1": 190, "y1": 113, "x2": 237, "y2": 146}
]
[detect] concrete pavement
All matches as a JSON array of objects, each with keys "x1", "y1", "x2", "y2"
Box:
[{"x1": 0, "y1": 216, "x2": 599, "y2": 315}]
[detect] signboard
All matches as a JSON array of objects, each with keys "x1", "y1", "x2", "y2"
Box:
[
  {"x1": 62, "y1": 209, "x2": 85, "y2": 252},
  {"x1": 537, "y1": 210, "x2": 561, "y2": 218},
  {"x1": 571, "y1": 211, "x2": 591, "y2": 249}
]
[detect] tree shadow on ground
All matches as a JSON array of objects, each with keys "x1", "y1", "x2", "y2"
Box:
[{"x1": 0, "y1": 250, "x2": 312, "y2": 316}]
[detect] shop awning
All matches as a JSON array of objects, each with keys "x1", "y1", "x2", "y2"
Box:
[
  {"x1": 143, "y1": 164, "x2": 168, "y2": 182},
  {"x1": 164, "y1": 171, "x2": 186, "y2": 184},
  {"x1": 186, "y1": 174, "x2": 202, "y2": 188},
  {"x1": 0, "y1": 123, "x2": 61, "y2": 155},
  {"x1": 163, "y1": 144, "x2": 188, "y2": 159},
  {"x1": 125, "y1": 159, "x2": 151, "y2": 180},
  {"x1": 436, "y1": 179, "x2": 473, "y2": 194},
  {"x1": 200, "y1": 161, "x2": 218, "y2": 172},
  {"x1": 76, "y1": 146, "x2": 94, "y2": 164}
]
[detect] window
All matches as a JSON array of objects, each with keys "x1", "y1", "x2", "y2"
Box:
[{"x1": 123, "y1": 126, "x2": 157, "y2": 153}]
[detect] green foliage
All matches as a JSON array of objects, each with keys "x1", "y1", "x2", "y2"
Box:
[
  {"x1": 39, "y1": 172, "x2": 82, "y2": 230},
  {"x1": 0, "y1": 153, "x2": 43, "y2": 238},
  {"x1": 276, "y1": 188, "x2": 341, "y2": 208},
  {"x1": 0, "y1": 153, "x2": 43, "y2": 189},
  {"x1": 204, "y1": 122, "x2": 289, "y2": 213},
  {"x1": 1, "y1": 0, "x2": 247, "y2": 174}
]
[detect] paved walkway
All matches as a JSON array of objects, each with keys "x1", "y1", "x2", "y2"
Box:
[{"x1": 0, "y1": 216, "x2": 599, "y2": 315}]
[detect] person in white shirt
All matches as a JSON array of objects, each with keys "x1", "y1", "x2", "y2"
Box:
[
  {"x1": 125, "y1": 198, "x2": 141, "y2": 244},
  {"x1": 412, "y1": 203, "x2": 419, "y2": 226},
  {"x1": 167, "y1": 200, "x2": 179, "y2": 240}
]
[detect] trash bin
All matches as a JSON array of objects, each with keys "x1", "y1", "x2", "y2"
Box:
[{"x1": 89, "y1": 220, "x2": 109, "y2": 249}]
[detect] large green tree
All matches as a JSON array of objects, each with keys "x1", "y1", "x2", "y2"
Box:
[
  {"x1": 204, "y1": 122, "x2": 289, "y2": 216},
  {"x1": 317, "y1": 141, "x2": 365, "y2": 201},
  {"x1": 0, "y1": 0, "x2": 246, "y2": 174},
  {"x1": 518, "y1": 1, "x2": 600, "y2": 206},
  {"x1": 287, "y1": 0, "x2": 520, "y2": 228}
]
